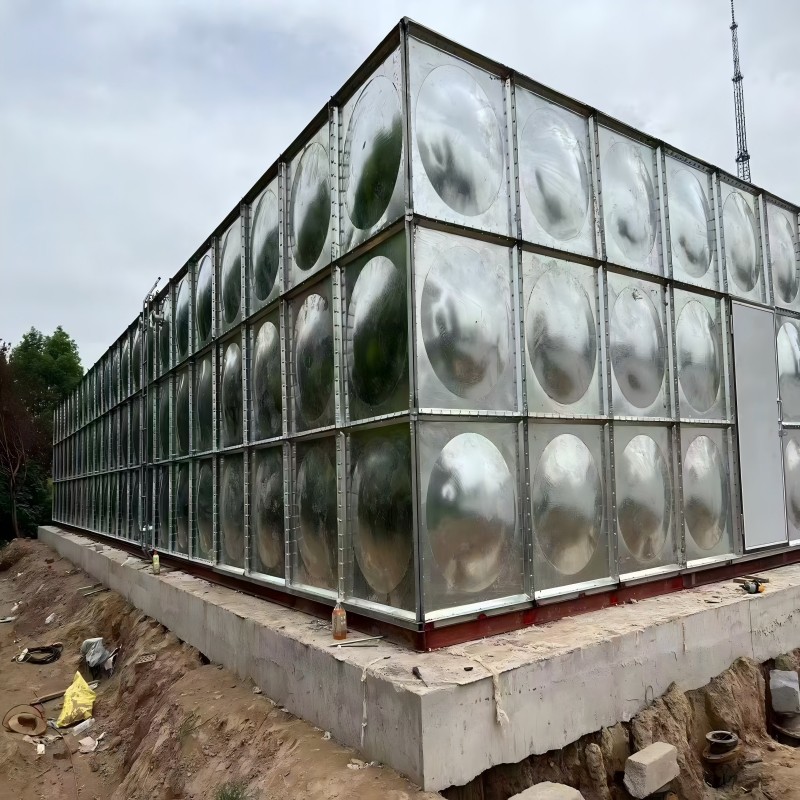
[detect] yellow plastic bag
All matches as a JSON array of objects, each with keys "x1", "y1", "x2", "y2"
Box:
[{"x1": 56, "y1": 672, "x2": 96, "y2": 728}]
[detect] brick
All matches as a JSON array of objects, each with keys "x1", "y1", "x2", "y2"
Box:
[
  {"x1": 624, "y1": 741, "x2": 679, "y2": 798},
  {"x1": 770, "y1": 670, "x2": 800, "y2": 714},
  {"x1": 509, "y1": 783, "x2": 584, "y2": 800}
]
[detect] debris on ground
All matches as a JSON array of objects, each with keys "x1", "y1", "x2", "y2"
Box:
[{"x1": 55, "y1": 672, "x2": 96, "y2": 728}]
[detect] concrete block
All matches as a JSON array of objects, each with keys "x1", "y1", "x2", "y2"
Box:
[
  {"x1": 509, "y1": 783, "x2": 584, "y2": 800},
  {"x1": 624, "y1": 742, "x2": 679, "y2": 798},
  {"x1": 770, "y1": 670, "x2": 800, "y2": 713}
]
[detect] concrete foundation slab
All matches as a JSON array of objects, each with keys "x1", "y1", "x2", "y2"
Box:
[{"x1": 38, "y1": 526, "x2": 800, "y2": 792}]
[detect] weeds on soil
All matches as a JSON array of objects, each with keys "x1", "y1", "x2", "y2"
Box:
[
  {"x1": 215, "y1": 781, "x2": 249, "y2": 800},
  {"x1": 177, "y1": 710, "x2": 199, "y2": 742}
]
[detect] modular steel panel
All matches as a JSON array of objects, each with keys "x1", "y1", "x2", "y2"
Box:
[
  {"x1": 767, "y1": 202, "x2": 800, "y2": 311},
  {"x1": 777, "y1": 316, "x2": 800, "y2": 423},
  {"x1": 598, "y1": 128, "x2": 661, "y2": 275},
  {"x1": 522, "y1": 253, "x2": 603, "y2": 416},
  {"x1": 249, "y1": 445, "x2": 286, "y2": 580},
  {"x1": 407, "y1": 37, "x2": 510, "y2": 235},
  {"x1": 732, "y1": 302, "x2": 786, "y2": 549},
  {"x1": 219, "y1": 453, "x2": 245, "y2": 568},
  {"x1": 680, "y1": 425, "x2": 736, "y2": 563},
  {"x1": 340, "y1": 50, "x2": 405, "y2": 255},
  {"x1": 195, "y1": 250, "x2": 214, "y2": 351},
  {"x1": 516, "y1": 89, "x2": 595, "y2": 258},
  {"x1": 219, "y1": 216, "x2": 243, "y2": 333},
  {"x1": 288, "y1": 125, "x2": 334, "y2": 288},
  {"x1": 720, "y1": 181, "x2": 765, "y2": 303},
  {"x1": 249, "y1": 180, "x2": 282, "y2": 312},
  {"x1": 414, "y1": 227, "x2": 517, "y2": 412},
  {"x1": 418, "y1": 420, "x2": 523, "y2": 617},
  {"x1": 250, "y1": 311, "x2": 283, "y2": 442},
  {"x1": 174, "y1": 462, "x2": 190, "y2": 555},
  {"x1": 220, "y1": 332, "x2": 244, "y2": 447},
  {"x1": 783, "y1": 431, "x2": 800, "y2": 542},
  {"x1": 343, "y1": 233, "x2": 409, "y2": 421},
  {"x1": 193, "y1": 458, "x2": 214, "y2": 561},
  {"x1": 529, "y1": 422, "x2": 611, "y2": 593}
]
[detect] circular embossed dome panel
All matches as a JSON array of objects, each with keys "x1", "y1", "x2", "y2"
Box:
[
  {"x1": 175, "y1": 279, "x2": 189, "y2": 360},
  {"x1": 520, "y1": 108, "x2": 590, "y2": 241},
  {"x1": 532, "y1": 434, "x2": 601, "y2": 576},
  {"x1": 610, "y1": 286, "x2": 665, "y2": 409},
  {"x1": 196, "y1": 462, "x2": 213, "y2": 556},
  {"x1": 352, "y1": 438, "x2": 412, "y2": 596},
  {"x1": 159, "y1": 302, "x2": 171, "y2": 373},
  {"x1": 158, "y1": 388, "x2": 170, "y2": 458},
  {"x1": 176, "y1": 371, "x2": 190, "y2": 456},
  {"x1": 426, "y1": 433, "x2": 515, "y2": 593},
  {"x1": 617, "y1": 435, "x2": 671, "y2": 563},
  {"x1": 195, "y1": 358, "x2": 212, "y2": 451},
  {"x1": 253, "y1": 450, "x2": 284, "y2": 572},
  {"x1": 195, "y1": 254, "x2": 213, "y2": 343},
  {"x1": 220, "y1": 222, "x2": 242, "y2": 325},
  {"x1": 420, "y1": 245, "x2": 509, "y2": 401},
  {"x1": 778, "y1": 322, "x2": 800, "y2": 417},
  {"x1": 252, "y1": 322, "x2": 282, "y2": 439},
  {"x1": 345, "y1": 76, "x2": 402, "y2": 230},
  {"x1": 221, "y1": 459, "x2": 244, "y2": 565},
  {"x1": 683, "y1": 435, "x2": 727, "y2": 551},
  {"x1": 670, "y1": 169, "x2": 712, "y2": 278},
  {"x1": 297, "y1": 446, "x2": 337, "y2": 586},
  {"x1": 348, "y1": 256, "x2": 406, "y2": 409},
  {"x1": 176, "y1": 465, "x2": 189, "y2": 553},
  {"x1": 603, "y1": 141, "x2": 657, "y2": 262},
  {"x1": 676, "y1": 301, "x2": 721, "y2": 415},
  {"x1": 723, "y1": 192, "x2": 759, "y2": 292},
  {"x1": 291, "y1": 143, "x2": 330, "y2": 270},
  {"x1": 527, "y1": 269, "x2": 596, "y2": 405},
  {"x1": 157, "y1": 472, "x2": 169, "y2": 549},
  {"x1": 221, "y1": 343, "x2": 242, "y2": 446},
  {"x1": 771, "y1": 210, "x2": 799, "y2": 305},
  {"x1": 251, "y1": 189, "x2": 280, "y2": 302},
  {"x1": 415, "y1": 65, "x2": 503, "y2": 217},
  {"x1": 784, "y1": 438, "x2": 800, "y2": 529},
  {"x1": 294, "y1": 294, "x2": 333, "y2": 427}
]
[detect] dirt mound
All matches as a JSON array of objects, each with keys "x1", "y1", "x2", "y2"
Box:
[
  {"x1": 0, "y1": 541, "x2": 437, "y2": 800},
  {"x1": 0, "y1": 538, "x2": 37, "y2": 571}
]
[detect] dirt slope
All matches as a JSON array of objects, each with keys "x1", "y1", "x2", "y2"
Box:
[{"x1": 0, "y1": 539, "x2": 437, "y2": 800}]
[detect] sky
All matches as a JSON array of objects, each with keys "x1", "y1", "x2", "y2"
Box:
[{"x1": 2, "y1": 0, "x2": 798, "y2": 369}]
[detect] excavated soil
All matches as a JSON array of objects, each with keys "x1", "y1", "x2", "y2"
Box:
[{"x1": 0, "y1": 538, "x2": 437, "y2": 800}]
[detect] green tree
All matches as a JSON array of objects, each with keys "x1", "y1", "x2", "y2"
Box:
[{"x1": 11, "y1": 326, "x2": 83, "y2": 440}]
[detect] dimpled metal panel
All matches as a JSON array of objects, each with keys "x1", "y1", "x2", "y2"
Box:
[
  {"x1": 196, "y1": 461, "x2": 213, "y2": 558},
  {"x1": 723, "y1": 191, "x2": 760, "y2": 293},
  {"x1": 676, "y1": 301, "x2": 721, "y2": 415},
  {"x1": 296, "y1": 444, "x2": 337, "y2": 590},
  {"x1": 610, "y1": 286, "x2": 666, "y2": 410},
  {"x1": 221, "y1": 340, "x2": 242, "y2": 446},
  {"x1": 347, "y1": 255, "x2": 407, "y2": 411},
  {"x1": 351, "y1": 435, "x2": 413, "y2": 596},
  {"x1": 617, "y1": 435, "x2": 671, "y2": 564},
  {"x1": 252, "y1": 449, "x2": 284, "y2": 575},
  {"x1": 426, "y1": 432, "x2": 515, "y2": 593},
  {"x1": 420, "y1": 243, "x2": 509, "y2": 402},
  {"x1": 683, "y1": 434, "x2": 727, "y2": 551},
  {"x1": 175, "y1": 278, "x2": 190, "y2": 361},
  {"x1": 294, "y1": 294, "x2": 334, "y2": 429},
  {"x1": 175, "y1": 464, "x2": 189, "y2": 554},
  {"x1": 131, "y1": 328, "x2": 141, "y2": 391},
  {"x1": 158, "y1": 384, "x2": 170, "y2": 458},
  {"x1": 520, "y1": 106, "x2": 590, "y2": 242},
  {"x1": 220, "y1": 457, "x2": 244, "y2": 567},
  {"x1": 345, "y1": 75, "x2": 402, "y2": 230},
  {"x1": 668, "y1": 168, "x2": 713, "y2": 279},
  {"x1": 415, "y1": 64, "x2": 503, "y2": 218},
  {"x1": 532, "y1": 433, "x2": 601, "y2": 576},
  {"x1": 778, "y1": 320, "x2": 800, "y2": 420},
  {"x1": 196, "y1": 253, "x2": 213, "y2": 344},
  {"x1": 252, "y1": 320, "x2": 282, "y2": 440},
  {"x1": 176, "y1": 370, "x2": 190, "y2": 456},
  {"x1": 291, "y1": 142, "x2": 330, "y2": 271},
  {"x1": 120, "y1": 339, "x2": 130, "y2": 395},
  {"x1": 250, "y1": 188, "x2": 280, "y2": 304},
  {"x1": 195, "y1": 355, "x2": 213, "y2": 452},
  {"x1": 784, "y1": 437, "x2": 800, "y2": 530},
  {"x1": 220, "y1": 220, "x2": 242, "y2": 326},
  {"x1": 159, "y1": 301, "x2": 171, "y2": 373},
  {"x1": 769, "y1": 206, "x2": 799, "y2": 306},
  {"x1": 603, "y1": 140, "x2": 657, "y2": 264},
  {"x1": 157, "y1": 469, "x2": 169, "y2": 549},
  {"x1": 527, "y1": 268, "x2": 596, "y2": 406}
]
